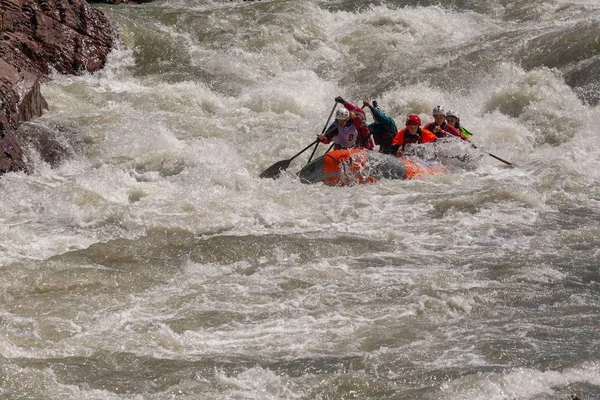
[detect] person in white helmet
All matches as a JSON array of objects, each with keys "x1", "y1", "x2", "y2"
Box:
[
  {"x1": 424, "y1": 105, "x2": 467, "y2": 141},
  {"x1": 319, "y1": 96, "x2": 374, "y2": 150},
  {"x1": 445, "y1": 110, "x2": 472, "y2": 139}
]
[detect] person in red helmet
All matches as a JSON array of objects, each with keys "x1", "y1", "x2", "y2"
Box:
[
  {"x1": 391, "y1": 114, "x2": 437, "y2": 156},
  {"x1": 424, "y1": 105, "x2": 467, "y2": 141}
]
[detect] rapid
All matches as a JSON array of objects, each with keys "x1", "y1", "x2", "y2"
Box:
[{"x1": 1, "y1": 0, "x2": 600, "y2": 398}]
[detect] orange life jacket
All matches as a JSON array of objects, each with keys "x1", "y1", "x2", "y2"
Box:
[{"x1": 391, "y1": 127, "x2": 436, "y2": 148}]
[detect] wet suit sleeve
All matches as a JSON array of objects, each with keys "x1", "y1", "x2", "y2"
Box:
[
  {"x1": 321, "y1": 123, "x2": 338, "y2": 143},
  {"x1": 343, "y1": 101, "x2": 366, "y2": 118},
  {"x1": 370, "y1": 107, "x2": 397, "y2": 134}
]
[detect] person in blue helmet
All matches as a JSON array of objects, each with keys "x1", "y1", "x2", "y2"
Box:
[{"x1": 363, "y1": 99, "x2": 397, "y2": 155}]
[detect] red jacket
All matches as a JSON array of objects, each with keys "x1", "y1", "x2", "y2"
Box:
[{"x1": 423, "y1": 122, "x2": 468, "y2": 141}]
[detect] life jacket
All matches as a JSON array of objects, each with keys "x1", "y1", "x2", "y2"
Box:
[
  {"x1": 424, "y1": 122, "x2": 467, "y2": 140},
  {"x1": 392, "y1": 127, "x2": 436, "y2": 148},
  {"x1": 402, "y1": 131, "x2": 420, "y2": 147},
  {"x1": 459, "y1": 127, "x2": 472, "y2": 139},
  {"x1": 424, "y1": 121, "x2": 445, "y2": 138},
  {"x1": 332, "y1": 120, "x2": 358, "y2": 149}
]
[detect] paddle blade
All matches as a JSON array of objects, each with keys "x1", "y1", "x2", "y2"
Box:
[{"x1": 259, "y1": 159, "x2": 292, "y2": 179}]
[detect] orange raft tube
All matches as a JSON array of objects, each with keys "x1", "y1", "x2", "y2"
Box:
[{"x1": 298, "y1": 149, "x2": 445, "y2": 186}]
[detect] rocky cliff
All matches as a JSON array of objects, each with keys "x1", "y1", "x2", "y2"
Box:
[{"x1": 0, "y1": 0, "x2": 116, "y2": 174}]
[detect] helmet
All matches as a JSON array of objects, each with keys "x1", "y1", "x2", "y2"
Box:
[
  {"x1": 432, "y1": 105, "x2": 445, "y2": 116},
  {"x1": 336, "y1": 108, "x2": 350, "y2": 121},
  {"x1": 372, "y1": 100, "x2": 381, "y2": 110},
  {"x1": 405, "y1": 114, "x2": 421, "y2": 126},
  {"x1": 446, "y1": 109, "x2": 460, "y2": 119}
]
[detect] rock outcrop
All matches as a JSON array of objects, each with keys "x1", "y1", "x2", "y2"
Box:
[{"x1": 0, "y1": 0, "x2": 116, "y2": 174}]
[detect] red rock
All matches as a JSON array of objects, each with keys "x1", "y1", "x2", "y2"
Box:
[{"x1": 0, "y1": 0, "x2": 117, "y2": 175}]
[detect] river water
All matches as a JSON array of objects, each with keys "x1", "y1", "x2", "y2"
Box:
[{"x1": 1, "y1": 0, "x2": 600, "y2": 399}]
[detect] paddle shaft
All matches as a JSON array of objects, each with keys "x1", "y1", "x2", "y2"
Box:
[
  {"x1": 307, "y1": 103, "x2": 338, "y2": 164},
  {"x1": 485, "y1": 151, "x2": 514, "y2": 166},
  {"x1": 470, "y1": 143, "x2": 515, "y2": 167},
  {"x1": 289, "y1": 138, "x2": 320, "y2": 163},
  {"x1": 259, "y1": 138, "x2": 320, "y2": 179},
  {"x1": 437, "y1": 133, "x2": 515, "y2": 167}
]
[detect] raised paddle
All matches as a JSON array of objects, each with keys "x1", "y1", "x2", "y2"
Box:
[
  {"x1": 307, "y1": 102, "x2": 338, "y2": 164},
  {"x1": 259, "y1": 138, "x2": 320, "y2": 179}
]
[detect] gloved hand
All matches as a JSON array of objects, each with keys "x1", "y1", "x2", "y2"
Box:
[
  {"x1": 362, "y1": 99, "x2": 371, "y2": 108},
  {"x1": 335, "y1": 96, "x2": 346, "y2": 104}
]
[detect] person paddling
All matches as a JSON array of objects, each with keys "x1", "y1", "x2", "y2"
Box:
[
  {"x1": 319, "y1": 96, "x2": 374, "y2": 150},
  {"x1": 424, "y1": 106, "x2": 468, "y2": 141},
  {"x1": 391, "y1": 114, "x2": 437, "y2": 156},
  {"x1": 446, "y1": 109, "x2": 473, "y2": 139},
  {"x1": 363, "y1": 99, "x2": 397, "y2": 155}
]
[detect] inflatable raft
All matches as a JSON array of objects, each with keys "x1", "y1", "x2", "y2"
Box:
[{"x1": 298, "y1": 149, "x2": 446, "y2": 186}]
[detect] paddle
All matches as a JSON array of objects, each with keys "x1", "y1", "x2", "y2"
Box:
[
  {"x1": 260, "y1": 102, "x2": 339, "y2": 179},
  {"x1": 470, "y1": 143, "x2": 515, "y2": 167},
  {"x1": 306, "y1": 102, "x2": 338, "y2": 164},
  {"x1": 435, "y1": 132, "x2": 515, "y2": 167},
  {"x1": 259, "y1": 138, "x2": 320, "y2": 179}
]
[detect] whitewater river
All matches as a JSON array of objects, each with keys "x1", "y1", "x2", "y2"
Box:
[{"x1": 1, "y1": 0, "x2": 600, "y2": 398}]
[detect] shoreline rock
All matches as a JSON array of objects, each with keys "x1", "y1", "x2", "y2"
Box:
[{"x1": 0, "y1": 0, "x2": 117, "y2": 175}]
